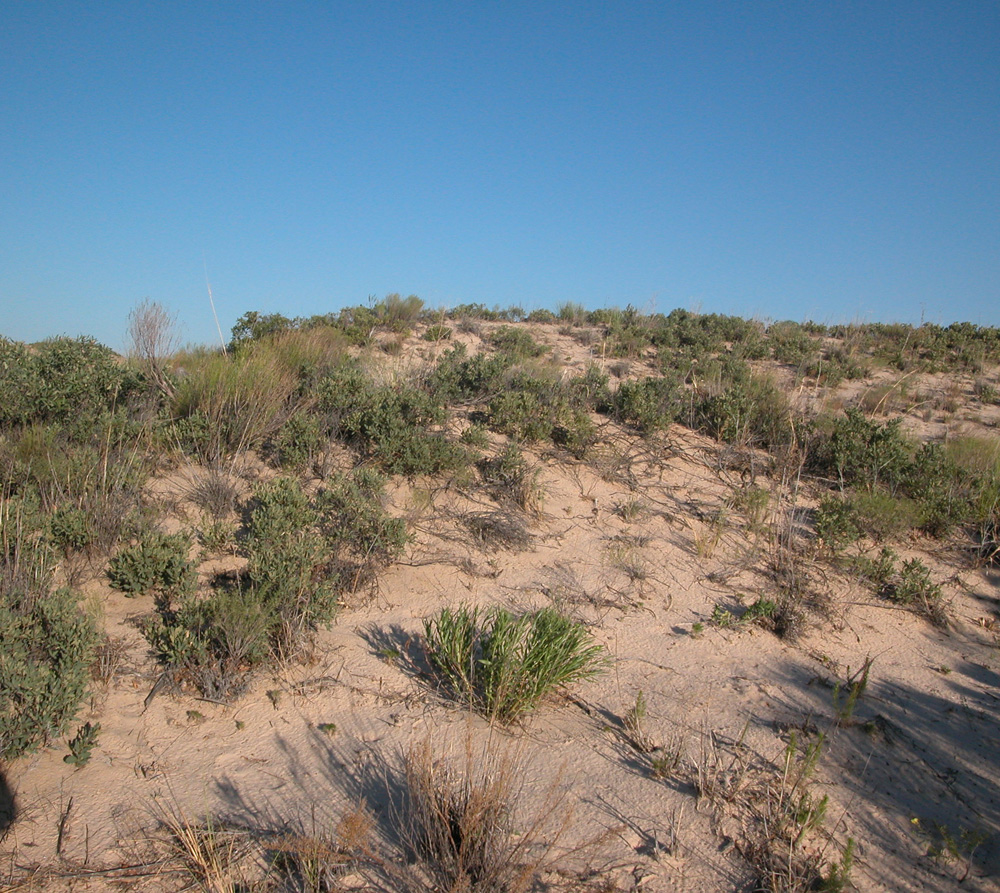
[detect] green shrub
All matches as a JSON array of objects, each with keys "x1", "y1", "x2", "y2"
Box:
[
  {"x1": 428, "y1": 344, "x2": 513, "y2": 403},
  {"x1": 767, "y1": 320, "x2": 818, "y2": 366},
  {"x1": 144, "y1": 585, "x2": 275, "y2": 700},
  {"x1": 815, "y1": 496, "x2": 860, "y2": 551},
  {"x1": 0, "y1": 523, "x2": 97, "y2": 759},
  {"x1": 0, "y1": 336, "x2": 142, "y2": 428},
  {"x1": 320, "y1": 370, "x2": 466, "y2": 476},
  {"x1": 552, "y1": 410, "x2": 598, "y2": 459},
  {"x1": 459, "y1": 424, "x2": 490, "y2": 449},
  {"x1": 487, "y1": 326, "x2": 547, "y2": 360},
  {"x1": 696, "y1": 373, "x2": 793, "y2": 450},
  {"x1": 245, "y1": 477, "x2": 335, "y2": 644},
  {"x1": 423, "y1": 324, "x2": 452, "y2": 342},
  {"x1": 603, "y1": 376, "x2": 679, "y2": 434},
  {"x1": 142, "y1": 476, "x2": 377, "y2": 697},
  {"x1": 48, "y1": 505, "x2": 94, "y2": 553},
  {"x1": 849, "y1": 491, "x2": 919, "y2": 542},
  {"x1": 64, "y1": 721, "x2": 101, "y2": 767},
  {"x1": 316, "y1": 470, "x2": 409, "y2": 588},
  {"x1": 487, "y1": 390, "x2": 553, "y2": 442},
  {"x1": 423, "y1": 605, "x2": 606, "y2": 722},
  {"x1": 108, "y1": 531, "x2": 195, "y2": 596},
  {"x1": 812, "y1": 408, "x2": 910, "y2": 493},
  {"x1": 273, "y1": 410, "x2": 325, "y2": 470},
  {"x1": 171, "y1": 347, "x2": 299, "y2": 461}
]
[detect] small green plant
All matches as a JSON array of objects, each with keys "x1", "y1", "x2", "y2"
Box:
[
  {"x1": 422, "y1": 324, "x2": 452, "y2": 342},
  {"x1": 832, "y1": 657, "x2": 873, "y2": 726},
  {"x1": 423, "y1": 605, "x2": 606, "y2": 722},
  {"x1": 317, "y1": 722, "x2": 337, "y2": 738},
  {"x1": 622, "y1": 690, "x2": 658, "y2": 755},
  {"x1": 893, "y1": 557, "x2": 947, "y2": 626},
  {"x1": 64, "y1": 721, "x2": 100, "y2": 767},
  {"x1": 107, "y1": 531, "x2": 195, "y2": 596},
  {"x1": 690, "y1": 621, "x2": 704, "y2": 636},
  {"x1": 710, "y1": 604, "x2": 738, "y2": 628},
  {"x1": 0, "y1": 528, "x2": 99, "y2": 760},
  {"x1": 615, "y1": 498, "x2": 645, "y2": 522},
  {"x1": 459, "y1": 423, "x2": 489, "y2": 449}
]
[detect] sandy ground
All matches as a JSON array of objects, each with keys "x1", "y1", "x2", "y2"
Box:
[{"x1": 3, "y1": 324, "x2": 1000, "y2": 892}]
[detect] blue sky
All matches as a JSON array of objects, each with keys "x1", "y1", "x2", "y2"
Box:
[{"x1": 2, "y1": 2, "x2": 998, "y2": 350}]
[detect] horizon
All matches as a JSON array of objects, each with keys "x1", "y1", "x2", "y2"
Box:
[{"x1": 3, "y1": 2, "x2": 998, "y2": 351}]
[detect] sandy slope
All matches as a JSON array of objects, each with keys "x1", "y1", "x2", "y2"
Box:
[{"x1": 3, "y1": 326, "x2": 1000, "y2": 892}]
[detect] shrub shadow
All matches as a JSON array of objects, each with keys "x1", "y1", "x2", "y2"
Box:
[
  {"x1": 0, "y1": 769, "x2": 14, "y2": 838},
  {"x1": 770, "y1": 653, "x2": 1000, "y2": 890}
]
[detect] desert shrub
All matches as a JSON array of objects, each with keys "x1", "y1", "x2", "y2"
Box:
[
  {"x1": 768, "y1": 320, "x2": 818, "y2": 366},
  {"x1": 805, "y1": 346, "x2": 869, "y2": 387},
  {"x1": 815, "y1": 496, "x2": 861, "y2": 551},
  {"x1": 0, "y1": 517, "x2": 97, "y2": 759},
  {"x1": 852, "y1": 549, "x2": 947, "y2": 626},
  {"x1": 316, "y1": 469, "x2": 408, "y2": 588},
  {"x1": 321, "y1": 370, "x2": 466, "y2": 476},
  {"x1": 851, "y1": 546, "x2": 898, "y2": 595},
  {"x1": 487, "y1": 326, "x2": 547, "y2": 360},
  {"x1": 48, "y1": 505, "x2": 93, "y2": 553},
  {"x1": 552, "y1": 410, "x2": 598, "y2": 458},
  {"x1": 485, "y1": 366, "x2": 602, "y2": 447},
  {"x1": 428, "y1": 344, "x2": 513, "y2": 403},
  {"x1": 143, "y1": 476, "x2": 376, "y2": 696},
  {"x1": 464, "y1": 510, "x2": 532, "y2": 552},
  {"x1": 423, "y1": 605, "x2": 605, "y2": 722},
  {"x1": 172, "y1": 347, "x2": 298, "y2": 461},
  {"x1": 811, "y1": 408, "x2": 910, "y2": 493},
  {"x1": 422, "y1": 324, "x2": 452, "y2": 342},
  {"x1": 974, "y1": 379, "x2": 999, "y2": 405},
  {"x1": 603, "y1": 375, "x2": 680, "y2": 434},
  {"x1": 459, "y1": 424, "x2": 490, "y2": 449},
  {"x1": 893, "y1": 558, "x2": 943, "y2": 606},
  {"x1": 696, "y1": 373, "x2": 794, "y2": 450},
  {"x1": 144, "y1": 585, "x2": 275, "y2": 700},
  {"x1": 399, "y1": 740, "x2": 566, "y2": 893},
  {"x1": 526, "y1": 308, "x2": 557, "y2": 323},
  {"x1": 376, "y1": 293, "x2": 424, "y2": 332},
  {"x1": 229, "y1": 311, "x2": 296, "y2": 351},
  {"x1": 0, "y1": 336, "x2": 142, "y2": 428},
  {"x1": 272, "y1": 410, "x2": 325, "y2": 470},
  {"x1": 108, "y1": 531, "x2": 195, "y2": 597},
  {"x1": 565, "y1": 365, "x2": 611, "y2": 410},
  {"x1": 478, "y1": 446, "x2": 543, "y2": 513},
  {"x1": 244, "y1": 477, "x2": 337, "y2": 646},
  {"x1": 184, "y1": 467, "x2": 240, "y2": 521},
  {"x1": 848, "y1": 491, "x2": 920, "y2": 542}
]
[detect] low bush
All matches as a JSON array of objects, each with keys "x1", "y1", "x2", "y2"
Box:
[
  {"x1": 108, "y1": 531, "x2": 195, "y2": 597},
  {"x1": 487, "y1": 326, "x2": 547, "y2": 360},
  {"x1": 478, "y1": 446, "x2": 543, "y2": 513},
  {"x1": 602, "y1": 376, "x2": 680, "y2": 434},
  {"x1": 0, "y1": 517, "x2": 98, "y2": 759},
  {"x1": 423, "y1": 604, "x2": 605, "y2": 722},
  {"x1": 272, "y1": 410, "x2": 325, "y2": 470}
]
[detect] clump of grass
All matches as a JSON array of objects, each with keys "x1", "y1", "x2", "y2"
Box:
[
  {"x1": 477, "y1": 446, "x2": 544, "y2": 514},
  {"x1": 423, "y1": 605, "x2": 606, "y2": 723},
  {"x1": 399, "y1": 739, "x2": 569, "y2": 893},
  {"x1": 463, "y1": 510, "x2": 532, "y2": 552}
]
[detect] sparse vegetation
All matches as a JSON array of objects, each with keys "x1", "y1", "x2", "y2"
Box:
[{"x1": 3, "y1": 305, "x2": 999, "y2": 892}]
